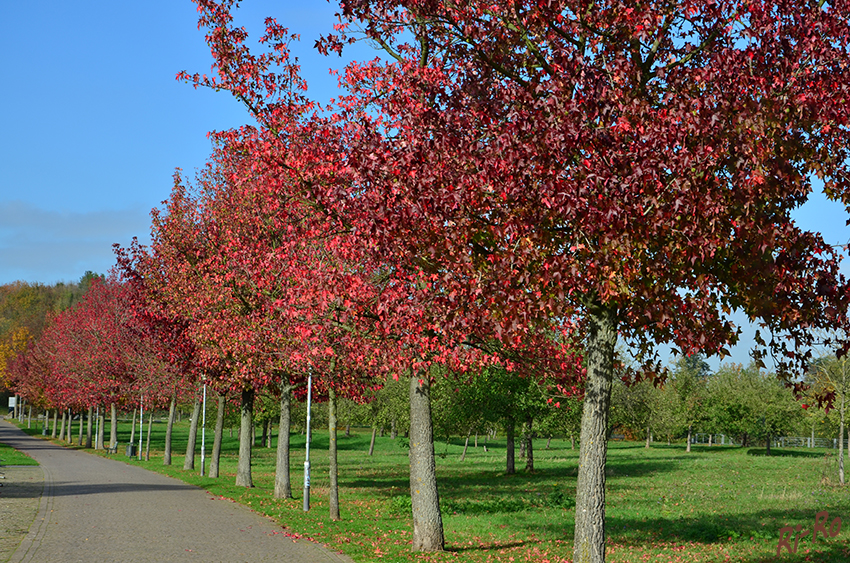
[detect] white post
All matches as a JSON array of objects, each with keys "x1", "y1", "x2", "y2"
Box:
[
  {"x1": 138, "y1": 396, "x2": 144, "y2": 460},
  {"x1": 303, "y1": 373, "x2": 313, "y2": 512},
  {"x1": 200, "y1": 382, "x2": 207, "y2": 476}
]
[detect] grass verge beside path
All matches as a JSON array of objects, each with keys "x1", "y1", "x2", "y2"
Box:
[
  {"x1": 10, "y1": 418, "x2": 850, "y2": 562},
  {"x1": 0, "y1": 442, "x2": 38, "y2": 466}
]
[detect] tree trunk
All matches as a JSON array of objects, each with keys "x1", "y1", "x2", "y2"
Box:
[
  {"x1": 525, "y1": 418, "x2": 534, "y2": 473},
  {"x1": 546, "y1": 435, "x2": 552, "y2": 449},
  {"x1": 708, "y1": 433, "x2": 713, "y2": 447},
  {"x1": 51, "y1": 410, "x2": 58, "y2": 438},
  {"x1": 460, "y1": 432, "x2": 470, "y2": 462},
  {"x1": 519, "y1": 430, "x2": 527, "y2": 459},
  {"x1": 86, "y1": 407, "x2": 93, "y2": 448},
  {"x1": 409, "y1": 375, "x2": 445, "y2": 552},
  {"x1": 274, "y1": 385, "x2": 292, "y2": 498},
  {"x1": 686, "y1": 425, "x2": 692, "y2": 453},
  {"x1": 58, "y1": 410, "x2": 66, "y2": 441},
  {"x1": 571, "y1": 433, "x2": 576, "y2": 450},
  {"x1": 329, "y1": 387, "x2": 340, "y2": 521},
  {"x1": 391, "y1": 420, "x2": 398, "y2": 439},
  {"x1": 78, "y1": 411, "x2": 84, "y2": 445},
  {"x1": 236, "y1": 387, "x2": 254, "y2": 487},
  {"x1": 211, "y1": 392, "x2": 226, "y2": 479},
  {"x1": 645, "y1": 425, "x2": 650, "y2": 449},
  {"x1": 573, "y1": 303, "x2": 617, "y2": 563},
  {"x1": 839, "y1": 390, "x2": 845, "y2": 485},
  {"x1": 184, "y1": 398, "x2": 201, "y2": 470},
  {"x1": 109, "y1": 403, "x2": 118, "y2": 451},
  {"x1": 766, "y1": 434, "x2": 772, "y2": 455},
  {"x1": 97, "y1": 409, "x2": 104, "y2": 450},
  {"x1": 129, "y1": 408, "x2": 137, "y2": 446},
  {"x1": 97, "y1": 409, "x2": 105, "y2": 450},
  {"x1": 42, "y1": 409, "x2": 48, "y2": 436},
  {"x1": 164, "y1": 395, "x2": 177, "y2": 465},
  {"x1": 145, "y1": 411, "x2": 153, "y2": 461},
  {"x1": 261, "y1": 418, "x2": 269, "y2": 449},
  {"x1": 368, "y1": 426, "x2": 377, "y2": 456},
  {"x1": 505, "y1": 420, "x2": 516, "y2": 475},
  {"x1": 27, "y1": 406, "x2": 32, "y2": 429}
]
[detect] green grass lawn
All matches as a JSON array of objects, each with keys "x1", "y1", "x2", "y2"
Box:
[
  {"x1": 13, "y1": 416, "x2": 850, "y2": 562},
  {"x1": 0, "y1": 441, "x2": 38, "y2": 466}
]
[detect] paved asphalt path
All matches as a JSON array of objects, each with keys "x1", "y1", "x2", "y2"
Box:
[{"x1": 0, "y1": 420, "x2": 354, "y2": 563}]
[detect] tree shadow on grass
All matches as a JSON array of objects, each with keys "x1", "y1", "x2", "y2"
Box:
[
  {"x1": 747, "y1": 448, "x2": 831, "y2": 458},
  {"x1": 539, "y1": 506, "x2": 845, "y2": 547},
  {"x1": 445, "y1": 540, "x2": 536, "y2": 553}
]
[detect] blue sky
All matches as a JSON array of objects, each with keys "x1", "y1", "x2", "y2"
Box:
[
  {"x1": 1, "y1": 1, "x2": 848, "y2": 369},
  {"x1": 0, "y1": 1, "x2": 357, "y2": 285}
]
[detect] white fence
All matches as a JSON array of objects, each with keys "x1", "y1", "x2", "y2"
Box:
[{"x1": 693, "y1": 433, "x2": 849, "y2": 449}]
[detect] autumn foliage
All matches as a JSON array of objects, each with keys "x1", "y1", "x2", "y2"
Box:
[{"x1": 5, "y1": 2, "x2": 850, "y2": 562}]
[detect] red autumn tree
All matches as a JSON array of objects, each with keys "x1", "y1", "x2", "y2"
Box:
[{"x1": 184, "y1": 1, "x2": 850, "y2": 560}]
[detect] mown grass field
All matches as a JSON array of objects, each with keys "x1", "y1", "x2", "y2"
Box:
[{"x1": 10, "y1": 415, "x2": 850, "y2": 562}]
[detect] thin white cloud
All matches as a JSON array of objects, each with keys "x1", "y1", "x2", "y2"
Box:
[{"x1": 0, "y1": 201, "x2": 151, "y2": 285}]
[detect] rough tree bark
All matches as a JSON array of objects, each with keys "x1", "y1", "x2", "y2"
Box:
[
  {"x1": 409, "y1": 375, "x2": 444, "y2": 552},
  {"x1": 505, "y1": 420, "x2": 516, "y2": 475},
  {"x1": 368, "y1": 426, "x2": 377, "y2": 456},
  {"x1": 838, "y1": 393, "x2": 844, "y2": 485},
  {"x1": 164, "y1": 395, "x2": 177, "y2": 466},
  {"x1": 573, "y1": 303, "x2": 617, "y2": 563},
  {"x1": 686, "y1": 425, "x2": 692, "y2": 453},
  {"x1": 525, "y1": 418, "x2": 534, "y2": 473},
  {"x1": 460, "y1": 431, "x2": 470, "y2": 462},
  {"x1": 50, "y1": 410, "x2": 57, "y2": 439},
  {"x1": 236, "y1": 387, "x2": 254, "y2": 487},
  {"x1": 130, "y1": 407, "x2": 137, "y2": 446},
  {"x1": 97, "y1": 409, "x2": 105, "y2": 450},
  {"x1": 274, "y1": 384, "x2": 292, "y2": 498},
  {"x1": 58, "y1": 410, "x2": 66, "y2": 441},
  {"x1": 184, "y1": 398, "x2": 201, "y2": 470},
  {"x1": 85, "y1": 406, "x2": 93, "y2": 448},
  {"x1": 211, "y1": 392, "x2": 226, "y2": 478},
  {"x1": 145, "y1": 411, "x2": 153, "y2": 461},
  {"x1": 109, "y1": 403, "x2": 118, "y2": 448},
  {"x1": 329, "y1": 387, "x2": 340, "y2": 521},
  {"x1": 109, "y1": 403, "x2": 118, "y2": 450},
  {"x1": 261, "y1": 418, "x2": 269, "y2": 448}
]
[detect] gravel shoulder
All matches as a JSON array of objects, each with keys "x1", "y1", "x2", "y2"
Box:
[{"x1": 0, "y1": 466, "x2": 43, "y2": 562}]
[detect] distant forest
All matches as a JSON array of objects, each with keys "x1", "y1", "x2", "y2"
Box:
[{"x1": 1, "y1": 272, "x2": 104, "y2": 393}]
